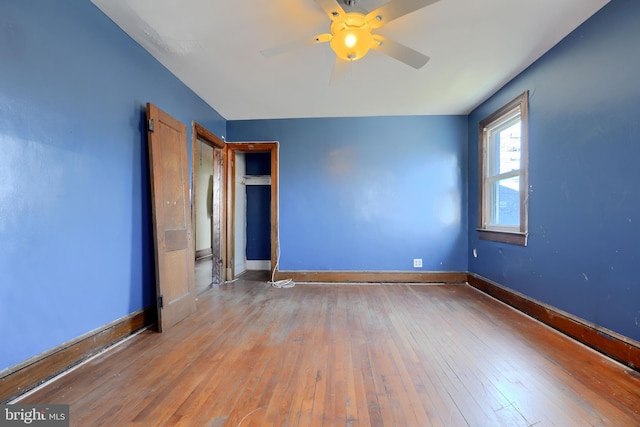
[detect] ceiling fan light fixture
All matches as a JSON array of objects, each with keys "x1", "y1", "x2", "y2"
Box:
[
  {"x1": 344, "y1": 33, "x2": 357, "y2": 48},
  {"x1": 330, "y1": 27, "x2": 373, "y2": 61},
  {"x1": 261, "y1": 0, "x2": 436, "y2": 72}
]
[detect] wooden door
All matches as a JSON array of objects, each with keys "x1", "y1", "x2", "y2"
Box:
[
  {"x1": 211, "y1": 147, "x2": 223, "y2": 284},
  {"x1": 147, "y1": 103, "x2": 196, "y2": 331},
  {"x1": 192, "y1": 123, "x2": 227, "y2": 287}
]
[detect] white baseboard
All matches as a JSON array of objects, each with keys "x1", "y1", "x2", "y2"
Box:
[
  {"x1": 246, "y1": 260, "x2": 271, "y2": 270},
  {"x1": 234, "y1": 262, "x2": 246, "y2": 277}
]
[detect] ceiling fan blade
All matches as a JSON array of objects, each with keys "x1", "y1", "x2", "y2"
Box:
[
  {"x1": 372, "y1": 36, "x2": 430, "y2": 69},
  {"x1": 367, "y1": 0, "x2": 439, "y2": 27},
  {"x1": 261, "y1": 34, "x2": 331, "y2": 58},
  {"x1": 314, "y1": 0, "x2": 346, "y2": 20},
  {"x1": 330, "y1": 57, "x2": 350, "y2": 85}
]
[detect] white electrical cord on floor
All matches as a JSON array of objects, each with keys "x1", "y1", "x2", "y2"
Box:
[
  {"x1": 270, "y1": 278, "x2": 295, "y2": 288},
  {"x1": 266, "y1": 148, "x2": 294, "y2": 289},
  {"x1": 268, "y1": 231, "x2": 295, "y2": 288}
]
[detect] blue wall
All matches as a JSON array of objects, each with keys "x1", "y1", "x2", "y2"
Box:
[
  {"x1": 245, "y1": 152, "x2": 271, "y2": 176},
  {"x1": 227, "y1": 116, "x2": 468, "y2": 271},
  {"x1": 3, "y1": 0, "x2": 638, "y2": 378},
  {"x1": 245, "y1": 153, "x2": 272, "y2": 261},
  {"x1": 468, "y1": 0, "x2": 640, "y2": 341},
  {"x1": 0, "y1": 1, "x2": 225, "y2": 371},
  {"x1": 245, "y1": 186, "x2": 271, "y2": 261}
]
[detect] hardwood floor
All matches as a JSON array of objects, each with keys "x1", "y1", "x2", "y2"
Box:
[
  {"x1": 195, "y1": 257, "x2": 214, "y2": 295},
  {"x1": 18, "y1": 277, "x2": 640, "y2": 426}
]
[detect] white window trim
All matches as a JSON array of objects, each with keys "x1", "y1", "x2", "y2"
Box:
[{"x1": 477, "y1": 91, "x2": 529, "y2": 246}]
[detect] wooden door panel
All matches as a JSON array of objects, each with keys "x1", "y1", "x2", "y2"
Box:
[
  {"x1": 147, "y1": 103, "x2": 196, "y2": 331},
  {"x1": 163, "y1": 251, "x2": 189, "y2": 301},
  {"x1": 158, "y1": 127, "x2": 187, "y2": 229},
  {"x1": 164, "y1": 229, "x2": 188, "y2": 251},
  {"x1": 212, "y1": 147, "x2": 222, "y2": 284}
]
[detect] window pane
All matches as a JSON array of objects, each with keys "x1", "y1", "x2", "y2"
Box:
[
  {"x1": 478, "y1": 91, "x2": 528, "y2": 244},
  {"x1": 489, "y1": 176, "x2": 520, "y2": 227},
  {"x1": 489, "y1": 120, "x2": 521, "y2": 176}
]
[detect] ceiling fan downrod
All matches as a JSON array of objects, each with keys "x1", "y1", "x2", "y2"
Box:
[{"x1": 343, "y1": 0, "x2": 359, "y2": 6}]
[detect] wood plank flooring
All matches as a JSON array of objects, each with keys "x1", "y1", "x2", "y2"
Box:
[
  {"x1": 194, "y1": 257, "x2": 214, "y2": 296},
  {"x1": 17, "y1": 276, "x2": 640, "y2": 426}
]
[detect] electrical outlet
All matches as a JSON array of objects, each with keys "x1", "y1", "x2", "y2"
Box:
[{"x1": 413, "y1": 258, "x2": 423, "y2": 268}]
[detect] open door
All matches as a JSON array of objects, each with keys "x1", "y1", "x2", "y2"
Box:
[
  {"x1": 146, "y1": 103, "x2": 196, "y2": 331},
  {"x1": 192, "y1": 123, "x2": 227, "y2": 292},
  {"x1": 211, "y1": 146, "x2": 224, "y2": 284}
]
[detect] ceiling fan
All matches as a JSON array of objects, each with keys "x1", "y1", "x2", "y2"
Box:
[{"x1": 261, "y1": 0, "x2": 440, "y2": 81}]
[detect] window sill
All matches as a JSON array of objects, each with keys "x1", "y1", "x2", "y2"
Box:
[{"x1": 477, "y1": 229, "x2": 528, "y2": 246}]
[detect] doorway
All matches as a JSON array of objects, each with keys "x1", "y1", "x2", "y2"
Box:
[
  {"x1": 226, "y1": 142, "x2": 279, "y2": 280},
  {"x1": 192, "y1": 123, "x2": 226, "y2": 295}
]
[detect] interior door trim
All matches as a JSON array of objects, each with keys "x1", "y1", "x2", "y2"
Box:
[
  {"x1": 226, "y1": 142, "x2": 279, "y2": 278},
  {"x1": 192, "y1": 122, "x2": 227, "y2": 281}
]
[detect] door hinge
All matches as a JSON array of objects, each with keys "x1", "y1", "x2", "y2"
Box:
[
  {"x1": 148, "y1": 119, "x2": 155, "y2": 133},
  {"x1": 158, "y1": 294, "x2": 164, "y2": 308}
]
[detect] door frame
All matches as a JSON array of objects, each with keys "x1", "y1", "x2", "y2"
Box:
[
  {"x1": 191, "y1": 122, "x2": 227, "y2": 281},
  {"x1": 226, "y1": 142, "x2": 279, "y2": 279}
]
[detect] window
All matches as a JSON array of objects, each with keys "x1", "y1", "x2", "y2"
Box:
[{"x1": 478, "y1": 91, "x2": 528, "y2": 246}]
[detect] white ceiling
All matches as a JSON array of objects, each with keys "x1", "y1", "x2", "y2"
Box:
[{"x1": 90, "y1": 0, "x2": 609, "y2": 120}]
